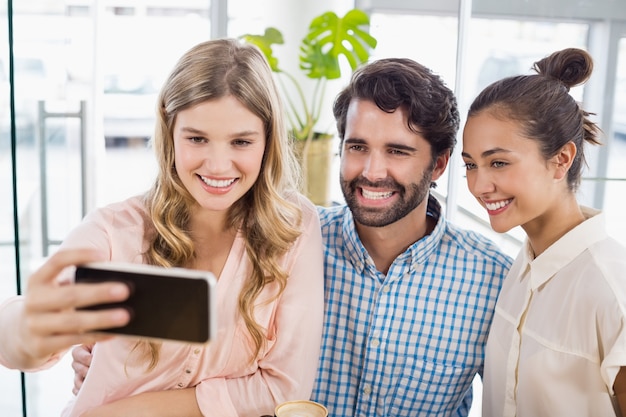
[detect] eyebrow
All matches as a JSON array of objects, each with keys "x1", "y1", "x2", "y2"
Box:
[
  {"x1": 344, "y1": 138, "x2": 418, "y2": 152},
  {"x1": 179, "y1": 127, "x2": 206, "y2": 135},
  {"x1": 461, "y1": 147, "x2": 511, "y2": 159},
  {"x1": 179, "y1": 126, "x2": 260, "y2": 137}
]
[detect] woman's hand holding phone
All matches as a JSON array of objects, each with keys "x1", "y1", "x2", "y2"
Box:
[{"x1": 3, "y1": 249, "x2": 131, "y2": 369}]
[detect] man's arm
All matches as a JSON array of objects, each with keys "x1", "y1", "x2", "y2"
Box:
[{"x1": 71, "y1": 343, "x2": 93, "y2": 395}]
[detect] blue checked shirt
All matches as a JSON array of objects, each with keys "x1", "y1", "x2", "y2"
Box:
[{"x1": 311, "y1": 195, "x2": 512, "y2": 417}]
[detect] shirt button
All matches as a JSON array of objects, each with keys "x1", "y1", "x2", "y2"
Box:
[
  {"x1": 185, "y1": 369, "x2": 191, "y2": 374},
  {"x1": 177, "y1": 383, "x2": 184, "y2": 388},
  {"x1": 371, "y1": 338, "x2": 380, "y2": 347},
  {"x1": 382, "y1": 285, "x2": 390, "y2": 293},
  {"x1": 363, "y1": 384, "x2": 372, "y2": 395},
  {"x1": 194, "y1": 348, "x2": 200, "y2": 355}
]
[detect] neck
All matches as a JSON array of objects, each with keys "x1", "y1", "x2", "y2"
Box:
[
  {"x1": 524, "y1": 196, "x2": 585, "y2": 257},
  {"x1": 188, "y1": 207, "x2": 237, "y2": 277},
  {"x1": 356, "y1": 204, "x2": 434, "y2": 274}
]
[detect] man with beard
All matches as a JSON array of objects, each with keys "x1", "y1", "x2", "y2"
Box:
[
  {"x1": 71, "y1": 58, "x2": 512, "y2": 417},
  {"x1": 309, "y1": 58, "x2": 512, "y2": 416}
]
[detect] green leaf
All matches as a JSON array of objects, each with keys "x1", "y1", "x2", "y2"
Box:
[
  {"x1": 299, "y1": 37, "x2": 341, "y2": 79},
  {"x1": 300, "y1": 9, "x2": 378, "y2": 80},
  {"x1": 239, "y1": 27, "x2": 284, "y2": 72},
  {"x1": 239, "y1": 9, "x2": 378, "y2": 140}
]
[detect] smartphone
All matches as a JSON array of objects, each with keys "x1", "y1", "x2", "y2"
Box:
[{"x1": 75, "y1": 262, "x2": 216, "y2": 344}]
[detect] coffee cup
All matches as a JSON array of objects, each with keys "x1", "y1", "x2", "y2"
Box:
[{"x1": 274, "y1": 400, "x2": 328, "y2": 417}]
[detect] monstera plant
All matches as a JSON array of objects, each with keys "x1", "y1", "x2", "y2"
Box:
[
  {"x1": 241, "y1": 8, "x2": 378, "y2": 142},
  {"x1": 241, "y1": 9, "x2": 377, "y2": 205}
]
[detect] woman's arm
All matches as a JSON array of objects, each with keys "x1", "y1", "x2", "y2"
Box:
[
  {"x1": 80, "y1": 388, "x2": 202, "y2": 417},
  {"x1": 0, "y1": 249, "x2": 131, "y2": 370},
  {"x1": 614, "y1": 366, "x2": 626, "y2": 416}
]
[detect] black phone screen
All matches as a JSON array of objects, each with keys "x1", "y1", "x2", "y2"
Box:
[{"x1": 75, "y1": 263, "x2": 215, "y2": 343}]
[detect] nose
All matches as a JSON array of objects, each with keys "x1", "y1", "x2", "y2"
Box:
[
  {"x1": 362, "y1": 151, "x2": 388, "y2": 182},
  {"x1": 202, "y1": 145, "x2": 233, "y2": 173},
  {"x1": 467, "y1": 168, "x2": 495, "y2": 196}
]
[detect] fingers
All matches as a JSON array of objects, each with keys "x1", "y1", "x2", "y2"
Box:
[
  {"x1": 15, "y1": 250, "x2": 132, "y2": 364},
  {"x1": 72, "y1": 343, "x2": 94, "y2": 367},
  {"x1": 26, "y1": 280, "x2": 130, "y2": 313},
  {"x1": 26, "y1": 249, "x2": 129, "y2": 312},
  {"x1": 71, "y1": 344, "x2": 94, "y2": 395},
  {"x1": 28, "y1": 249, "x2": 103, "y2": 288},
  {"x1": 72, "y1": 375, "x2": 81, "y2": 396},
  {"x1": 23, "y1": 248, "x2": 131, "y2": 332},
  {"x1": 23, "y1": 305, "x2": 130, "y2": 339}
]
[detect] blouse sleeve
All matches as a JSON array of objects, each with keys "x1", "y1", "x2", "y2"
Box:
[
  {"x1": 194, "y1": 196, "x2": 325, "y2": 417},
  {"x1": 59, "y1": 197, "x2": 146, "y2": 264}
]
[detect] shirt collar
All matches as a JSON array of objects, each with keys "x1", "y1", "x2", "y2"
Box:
[
  {"x1": 516, "y1": 206, "x2": 607, "y2": 290},
  {"x1": 340, "y1": 194, "x2": 446, "y2": 274}
]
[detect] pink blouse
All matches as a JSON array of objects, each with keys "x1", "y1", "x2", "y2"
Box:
[{"x1": 0, "y1": 194, "x2": 324, "y2": 417}]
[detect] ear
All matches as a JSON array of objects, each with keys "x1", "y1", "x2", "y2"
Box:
[
  {"x1": 552, "y1": 141, "x2": 577, "y2": 181},
  {"x1": 431, "y1": 150, "x2": 451, "y2": 181}
]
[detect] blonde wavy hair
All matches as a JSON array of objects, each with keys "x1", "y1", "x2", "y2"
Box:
[{"x1": 133, "y1": 38, "x2": 302, "y2": 370}]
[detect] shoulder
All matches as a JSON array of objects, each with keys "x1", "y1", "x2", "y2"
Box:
[
  {"x1": 83, "y1": 195, "x2": 149, "y2": 228},
  {"x1": 60, "y1": 195, "x2": 148, "y2": 261},
  {"x1": 567, "y1": 238, "x2": 626, "y2": 334},
  {"x1": 283, "y1": 191, "x2": 321, "y2": 232},
  {"x1": 588, "y1": 237, "x2": 626, "y2": 286},
  {"x1": 316, "y1": 204, "x2": 347, "y2": 229},
  {"x1": 565, "y1": 210, "x2": 626, "y2": 291},
  {"x1": 443, "y1": 221, "x2": 514, "y2": 270}
]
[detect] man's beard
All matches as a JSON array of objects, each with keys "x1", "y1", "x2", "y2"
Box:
[{"x1": 340, "y1": 166, "x2": 434, "y2": 227}]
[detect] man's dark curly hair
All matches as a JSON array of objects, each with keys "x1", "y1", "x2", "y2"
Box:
[{"x1": 333, "y1": 57, "x2": 460, "y2": 161}]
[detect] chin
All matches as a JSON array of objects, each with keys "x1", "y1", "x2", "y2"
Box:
[{"x1": 489, "y1": 220, "x2": 514, "y2": 234}]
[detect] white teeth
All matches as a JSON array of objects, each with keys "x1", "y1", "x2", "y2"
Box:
[
  {"x1": 485, "y1": 199, "x2": 512, "y2": 211},
  {"x1": 200, "y1": 176, "x2": 236, "y2": 188},
  {"x1": 362, "y1": 189, "x2": 393, "y2": 200}
]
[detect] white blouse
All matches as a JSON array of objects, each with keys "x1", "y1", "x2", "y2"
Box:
[{"x1": 483, "y1": 207, "x2": 626, "y2": 417}]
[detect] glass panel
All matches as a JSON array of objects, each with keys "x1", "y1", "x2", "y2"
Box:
[
  {"x1": 8, "y1": 10, "x2": 84, "y2": 258},
  {"x1": 460, "y1": 19, "x2": 588, "y2": 106},
  {"x1": 604, "y1": 37, "x2": 626, "y2": 247},
  {"x1": 9, "y1": 4, "x2": 87, "y2": 416},
  {"x1": 369, "y1": 13, "x2": 459, "y2": 87},
  {"x1": 0, "y1": 1, "x2": 22, "y2": 412},
  {"x1": 227, "y1": 0, "x2": 268, "y2": 36}
]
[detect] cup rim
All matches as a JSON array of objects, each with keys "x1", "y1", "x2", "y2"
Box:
[{"x1": 274, "y1": 400, "x2": 328, "y2": 416}]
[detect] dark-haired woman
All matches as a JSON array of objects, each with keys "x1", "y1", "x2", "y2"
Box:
[{"x1": 462, "y1": 47, "x2": 626, "y2": 416}]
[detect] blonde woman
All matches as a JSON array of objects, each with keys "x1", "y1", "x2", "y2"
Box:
[{"x1": 0, "y1": 38, "x2": 324, "y2": 417}]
